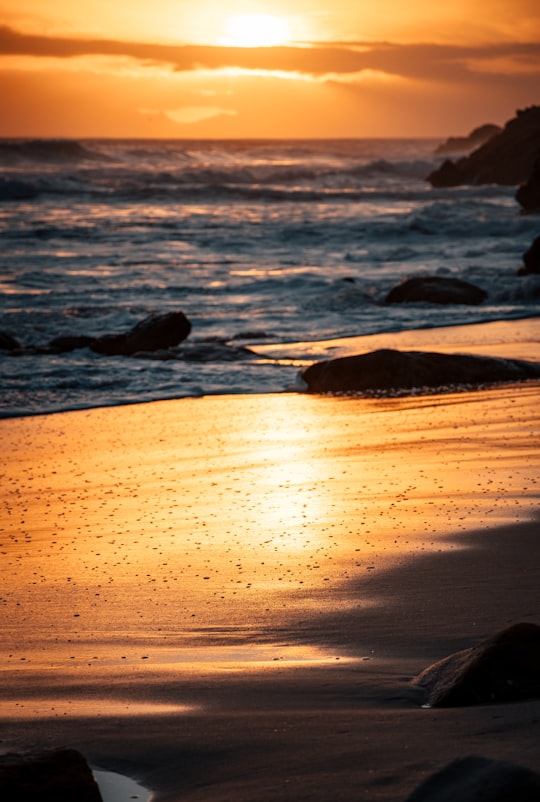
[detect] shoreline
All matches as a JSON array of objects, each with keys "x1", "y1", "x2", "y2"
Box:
[
  {"x1": 1, "y1": 361, "x2": 539, "y2": 799},
  {"x1": 1, "y1": 316, "x2": 539, "y2": 421},
  {"x1": 253, "y1": 315, "x2": 540, "y2": 363}
]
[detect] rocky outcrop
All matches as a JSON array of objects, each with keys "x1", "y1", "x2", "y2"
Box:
[
  {"x1": 385, "y1": 276, "x2": 486, "y2": 305},
  {"x1": 516, "y1": 155, "x2": 540, "y2": 212},
  {"x1": 404, "y1": 756, "x2": 540, "y2": 801},
  {"x1": 518, "y1": 235, "x2": 540, "y2": 276},
  {"x1": 427, "y1": 106, "x2": 540, "y2": 187},
  {"x1": 0, "y1": 314, "x2": 256, "y2": 363},
  {"x1": 0, "y1": 749, "x2": 103, "y2": 802},
  {"x1": 0, "y1": 312, "x2": 192, "y2": 357},
  {"x1": 90, "y1": 311, "x2": 191, "y2": 356},
  {"x1": 411, "y1": 622, "x2": 540, "y2": 708},
  {"x1": 435, "y1": 123, "x2": 501, "y2": 155},
  {"x1": 299, "y1": 349, "x2": 540, "y2": 394}
]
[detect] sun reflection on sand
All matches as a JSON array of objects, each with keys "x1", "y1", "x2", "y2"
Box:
[
  {"x1": 1, "y1": 386, "x2": 539, "y2": 680},
  {"x1": 218, "y1": 400, "x2": 329, "y2": 552},
  {"x1": 0, "y1": 700, "x2": 193, "y2": 720}
]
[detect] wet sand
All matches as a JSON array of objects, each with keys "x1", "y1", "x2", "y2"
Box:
[{"x1": 1, "y1": 320, "x2": 540, "y2": 800}]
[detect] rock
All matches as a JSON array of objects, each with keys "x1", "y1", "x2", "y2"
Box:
[
  {"x1": 0, "y1": 330, "x2": 21, "y2": 350},
  {"x1": 47, "y1": 335, "x2": 95, "y2": 353},
  {"x1": 90, "y1": 311, "x2": 191, "y2": 356},
  {"x1": 385, "y1": 276, "x2": 487, "y2": 305},
  {"x1": 0, "y1": 749, "x2": 103, "y2": 802},
  {"x1": 426, "y1": 159, "x2": 464, "y2": 188},
  {"x1": 231, "y1": 330, "x2": 271, "y2": 340},
  {"x1": 299, "y1": 349, "x2": 540, "y2": 394},
  {"x1": 435, "y1": 123, "x2": 501, "y2": 155},
  {"x1": 516, "y1": 155, "x2": 540, "y2": 212},
  {"x1": 411, "y1": 622, "x2": 540, "y2": 708},
  {"x1": 427, "y1": 106, "x2": 540, "y2": 187},
  {"x1": 404, "y1": 755, "x2": 540, "y2": 801},
  {"x1": 518, "y1": 235, "x2": 540, "y2": 275}
]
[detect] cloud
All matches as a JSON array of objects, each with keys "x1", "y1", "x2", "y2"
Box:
[
  {"x1": 466, "y1": 52, "x2": 540, "y2": 74},
  {"x1": 0, "y1": 24, "x2": 539, "y2": 84},
  {"x1": 164, "y1": 106, "x2": 238, "y2": 124}
]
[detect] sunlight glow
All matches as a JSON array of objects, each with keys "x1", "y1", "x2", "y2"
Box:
[
  {"x1": 163, "y1": 106, "x2": 238, "y2": 124},
  {"x1": 214, "y1": 66, "x2": 313, "y2": 81},
  {"x1": 222, "y1": 13, "x2": 292, "y2": 47}
]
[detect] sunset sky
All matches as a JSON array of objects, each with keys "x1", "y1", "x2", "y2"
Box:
[{"x1": 1, "y1": 0, "x2": 539, "y2": 138}]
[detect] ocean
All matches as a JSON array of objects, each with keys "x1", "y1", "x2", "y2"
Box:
[{"x1": 1, "y1": 137, "x2": 539, "y2": 417}]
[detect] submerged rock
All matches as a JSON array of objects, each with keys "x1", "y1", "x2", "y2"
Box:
[
  {"x1": 427, "y1": 106, "x2": 540, "y2": 187},
  {"x1": 0, "y1": 178, "x2": 39, "y2": 201},
  {"x1": 300, "y1": 349, "x2": 540, "y2": 394},
  {"x1": 172, "y1": 341, "x2": 256, "y2": 362},
  {"x1": 411, "y1": 622, "x2": 540, "y2": 707},
  {"x1": 434, "y1": 123, "x2": 501, "y2": 155},
  {"x1": 385, "y1": 276, "x2": 486, "y2": 305},
  {"x1": 404, "y1": 755, "x2": 540, "y2": 801},
  {"x1": 0, "y1": 330, "x2": 21, "y2": 351},
  {"x1": 90, "y1": 311, "x2": 191, "y2": 356},
  {"x1": 0, "y1": 749, "x2": 103, "y2": 802},
  {"x1": 132, "y1": 341, "x2": 256, "y2": 362}
]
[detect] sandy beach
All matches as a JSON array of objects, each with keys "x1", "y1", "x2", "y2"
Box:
[{"x1": 1, "y1": 320, "x2": 540, "y2": 801}]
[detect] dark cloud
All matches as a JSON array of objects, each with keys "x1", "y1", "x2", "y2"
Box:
[{"x1": 0, "y1": 25, "x2": 539, "y2": 81}]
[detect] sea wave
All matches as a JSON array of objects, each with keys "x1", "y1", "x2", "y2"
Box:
[
  {"x1": 0, "y1": 139, "x2": 107, "y2": 164},
  {"x1": 0, "y1": 137, "x2": 443, "y2": 203},
  {"x1": 0, "y1": 175, "x2": 509, "y2": 205},
  {"x1": 1, "y1": 136, "x2": 539, "y2": 418}
]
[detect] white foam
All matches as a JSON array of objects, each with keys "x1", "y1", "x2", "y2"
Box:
[{"x1": 94, "y1": 769, "x2": 151, "y2": 802}]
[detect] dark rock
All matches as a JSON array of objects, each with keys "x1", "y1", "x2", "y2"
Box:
[
  {"x1": 132, "y1": 342, "x2": 256, "y2": 362},
  {"x1": 175, "y1": 342, "x2": 256, "y2": 362},
  {"x1": 0, "y1": 749, "x2": 103, "y2": 802},
  {"x1": 404, "y1": 755, "x2": 540, "y2": 801},
  {"x1": 435, "y1": 123, "x2": 502, "y2": 155},
  {"x1": 47, "y1": 335, "x2": 95, "y2": 353},
  {"x1": 231, "y1": 330, "x2": 271, "y2": 340},
  {"x1": 90, "y1": 332, "x2": 132, "y2": 356},
  {"x1": 90, "y1": 311, "x2": 191, "y2": 356},
  {"x1": 427, "y1": 159, "x2": 464, "y2": 188},
  {"x1": 518, "y1": 235, "x2": 540, "y2": 275},
  {"x1": 385, "y1": 276, "x2": 487, "y2": 305},
  {"x1": 427, "y1": 106, "x2": 540, "y2": 187},
  {"x1": 0, "y1": 330, "x2": 21, "y2": 350},
  {"x1": 411, "y1": 622, "x2": 540, "y2": 707},
  {"x1": 299, "y1": 349, "x2": 540, "y2": 394},
  {"x1": 130, "y1": 348, "x2": 178, "y2": 361},
  {"x1": 516, "y1": 155, "x2": 540, "y2": 212}
]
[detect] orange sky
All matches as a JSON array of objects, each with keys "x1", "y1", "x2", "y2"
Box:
[{"x1": 0, "y1": 0, "x2": 539, "y2": 138}]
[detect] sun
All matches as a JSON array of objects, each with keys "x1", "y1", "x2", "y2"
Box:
[{"x1": 222, "y1": 13, "x2": 292, "y2": 47}]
